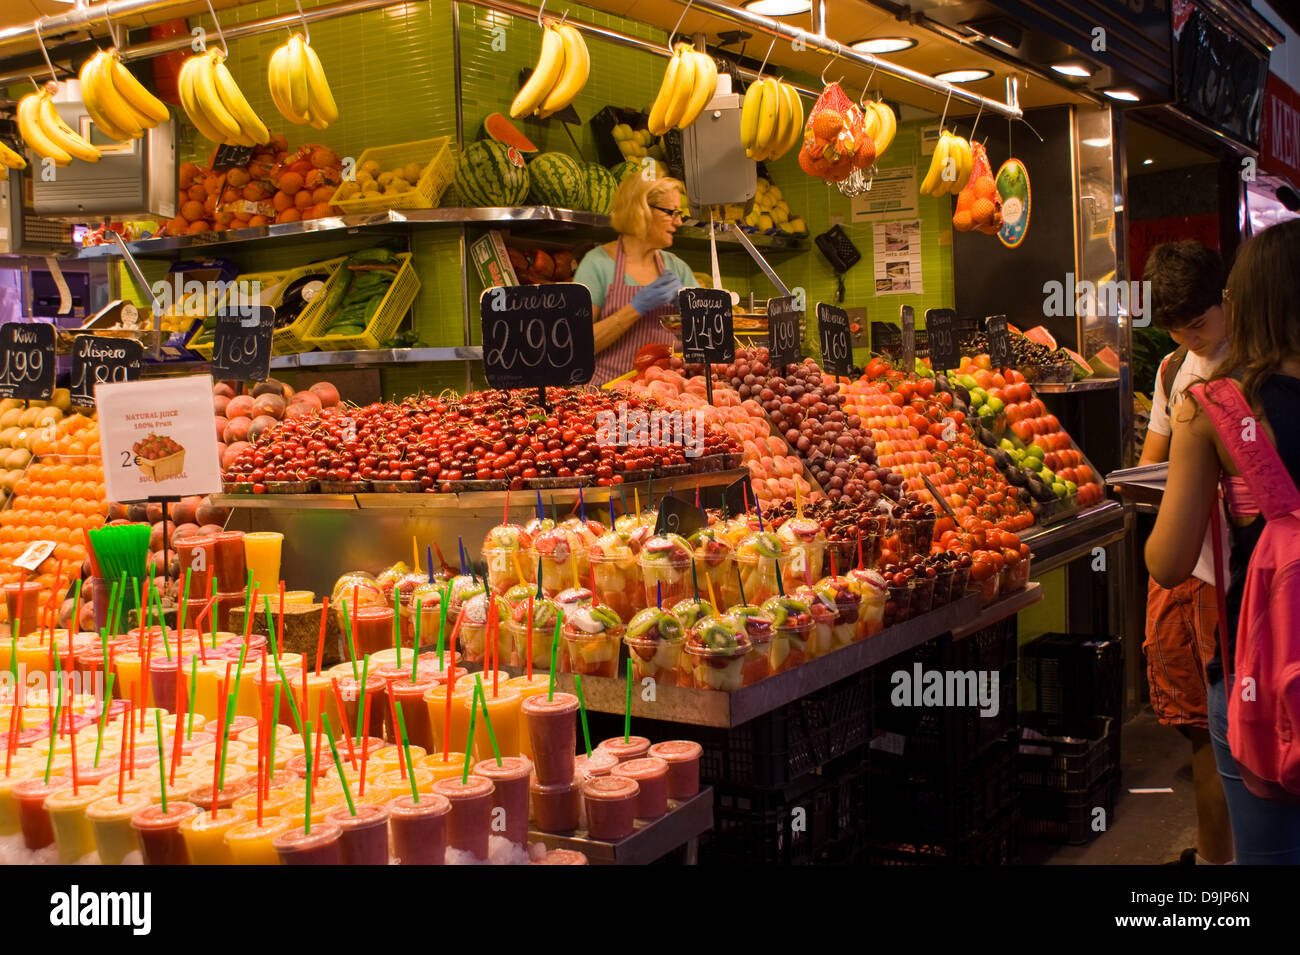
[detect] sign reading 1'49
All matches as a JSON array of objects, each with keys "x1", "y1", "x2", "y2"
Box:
[
  {"x1": 480, "y1": 282, "x2": 596, "y2": 390},
  {"x1": 679, "y1": 288, "x2": 735, "y2": 365}
]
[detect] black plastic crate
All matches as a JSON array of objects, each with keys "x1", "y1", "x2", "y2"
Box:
[
  {"x1": 864, "y1": 809, "x2": 1019, "y2": 865},
  {"x1": 1022, "y1": 633, "x2": 1123, "y2": 735},
  {"x1": 1019, "y1": 770, "x2": 1120, "y2": 845},
  {"x1": 950, "y1": 619, "x2": 1019, "y2": 673},
  {"x1": 1017, "y1": 717, "x2": 1116, "y2": 792},
  {"x1": 701, "y1": 775, "x2": 834, "y2": 865}
]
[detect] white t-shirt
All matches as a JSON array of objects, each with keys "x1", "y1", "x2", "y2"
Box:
[{"x1": 1149, "y1": 344, "x2": 1229, "y2": 586}]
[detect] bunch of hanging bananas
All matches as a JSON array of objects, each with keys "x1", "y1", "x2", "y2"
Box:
[
  {"x1": 647, "y1": 43, "x2": 718, "y2": 136},
  {"x1": 509, "y1": 21, "x2": 590, "y2": 119},
  {"x1": 739, "y1": 78, "x2": 803, "y2": 162},
  {"x1": 0, "y1": 140, "x2": 25, "y2": 181},
  {"x1": 268, "y1": 34, "x2": 338, "y2": 129},
  {"x1": 178, "y1": 48, "x2": 269, "y2": 146},
  {"x1": 17, "y1": 83, "x2": 100, "y2": 165},
  {"x1": 861, "y1": 98, "x2": 897, "y2": 161},
  {"x1": 78, "y1": 49, "x2": 169, "y2": 142},
  {"x1": 920, "y1": 128, "x2": 972, "y2": 197}
]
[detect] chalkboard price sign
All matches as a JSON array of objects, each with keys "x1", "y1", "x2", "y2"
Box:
[
  {"x1": 0, "y1": 322, "x2": 56, "y2": 401},
  {"x1": 70, "y1": 335, "x2": 144, "y2": 406},
  {"x1": 679, "y1": 288, "x2": 735, "y2": 365},
  {"x1": 986, "y1": 314, "x2": 1010, "y2": 370},
  {"x1": 212, "y1": 144, "x2": 255, "y2": 172},
  {"x1": 654, "y1": 492, "x2": 708, "y2": 539},
  {"x1": 766, "y1": 296, "x2": 802, "y2": 369},
  {"x1": 211, "y1": 305, "x2": 275, "y2": 382},
  {"x1": 817, "y1": 302, "x2": 852, "y2": 377},
  {"x1": 900, "y1": 305, "x2": 915, "y2": 374},
  {"x1": 480, "y1": 282, "x2": 596, "y2": 390},
  {"x1": 926, "y1": 308, "x2": 959, "y2": 373}
]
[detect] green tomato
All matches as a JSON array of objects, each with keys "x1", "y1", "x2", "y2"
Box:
[
  {"x1": 1052, "y1": 481, "x2": 1068, "y2": 499},
  {"x1": 1039, "y1": 467, "x2": 1055, "y2": 484},
  {"x1": 1064, "y1": 480, "x2": 1078, "y2": 496},
  {"x1": 1027, "y1": 444, "x2": 1046, "y2": 459},
  {"x1": 999, "y1": 438, "x2": 1016, "y2": 452},
  {"x1": 969, "y1": 387, "x2": 987, "y2": 407},
  {"x1": 985, "y1": 396, "x2": 1005, "y2": 413}
]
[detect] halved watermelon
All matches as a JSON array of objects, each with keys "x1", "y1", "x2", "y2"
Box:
[
  {"x1": 1061, "y1": 347, "x2": 1093, "y2": 380},
  {"x1": 1022, "y1": 325, "x2": 1058, "y2": 350},
  {"x1": 480, "y1": 112, "x2": 538, "y2": 154}
]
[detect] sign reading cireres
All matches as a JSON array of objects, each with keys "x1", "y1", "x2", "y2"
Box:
[{"x1": 480, "y1": 282, "x2": 596, "y2": 389}]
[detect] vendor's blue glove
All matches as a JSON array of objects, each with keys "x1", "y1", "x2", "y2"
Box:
[{"x1": 630, "y1": 272, "x2": 683, "y2": 316}]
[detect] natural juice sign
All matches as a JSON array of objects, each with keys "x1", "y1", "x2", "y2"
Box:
[{"x1": 96, "y1": 375, "x2": 222, "y2": 503}]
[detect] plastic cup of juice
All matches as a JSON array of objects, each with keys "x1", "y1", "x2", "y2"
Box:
[
  {"x1": 582, "y1": 775, "x2": 639, "y2": 841},
  {"x1": 336, "y1": 670, "x2": 388, "y2": 745},
  {"x1": 599, "y1": 735, "x2": 651, "y2": 763},
  {"x1": 388, "y1": 677, "x2": 439, "y2": 751},
  {"x1": 175, "y1": 535, "x2": 216, "y2": 595},
  {"x1": 280, "y1": 791, "x2": 346, "y2": 830},
  {"x1": 225, "y1": 816, "x2": 291, "y2": 865},
  {"x1": 378, "y1": 767, "x2": 435, "y2": 796},
  {"x1": 132, "y1": 801, "x2": 200, "y2": 864},
  {"x1": 431, "y1": 775, "x2": 494, "y2": 861},
  {"x1": 0, "y1": 757, "x2": 35, "y2": 835},
  {"x1": 180, "y1": 807, "x2": 248, "y2": 864},
  {"x1": 46, "y1": 784, "x2": 104, "y2": 863},
  {"x1": 85, "y1": 791, "x2": 150, "y2": 864},
  {"x1": 242, "y1": 532, "x2": 283, "y2": 596},
  {"x1": 463, "y1": 685, "x2": 521, "y2": 762},
  {"x1": 211, "y1": 532, "x2": 246, "y2": 591},
  {"x1": 370, "y1": 744, "x2": 427, "y2": 775},
  {"x1": 233, "y1": 786, "x2": 297, "y2": 819},
  {"x1": 15, "y1": 775, "x2": 68, "y2": 849},
  {"x1": 388, "y1": 792, "x2": 451, "y2": 865},
  {"x1": 648, "y1": 740, "x2": 702, "y2": 799},
  {"x1": 521, "y1": 692, "x2": 577, "y2": 786},
  {"x1": 4, "y1": 582, "x2": 41, "y2": 637},
  {"x1": 502, "y1": 675, "x2": 549, "y2": 762},
  {"x1": 423, "y1": 683, "x2": 473, "y2": 756},
  {"x1": 574, "y1": 749, "x2": 618, "y2": 785},
  {"x1": 530, "y1": 778, "x2": 580, "y2": 834},
  {"x1": 611, "y1": 756, "x2": 669, "y2": 820},
  {"x1": 326, "y1": 803, "x2": 391, "y2": 865},
  {"x1": 473, "y1": 756, "x2": 532, "y2": 845},
  {"x1": 352, "y1": 607, "x2": 396, "y2": 660},
  {"x1": 273, "y1": 820, "x2": 343, "y2": 865},
  {"x1": 417, "y1": 753, "x2": 469, "y2": 784}
]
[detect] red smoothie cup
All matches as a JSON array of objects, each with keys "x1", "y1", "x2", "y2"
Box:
[
  {"x1": 187, "y1": 779, "x2": 255, "y2": 813},
  {"x1": 175, "y1": 535, "x2": 216, "y2": 594},
  {"x1": 222, "y1": 634, "x2": 268, "y2": 658},
  {"x1": 582, "y1": 775, "x2": 639, "y2": 841},
  {"x1": 522, "y1": 692, "x2": 578, "y2": 786},
  {"x1": 336, "y1": 672, "x2": 388, "y2": 743},
  {"x1": 648, "y1": 740, "x2": 702, "y2": 798},
  {"x1": 612, "y1": 756, "x2": 669, "y2": 819},
  {"x1": 388, "y1": 792, "x2": 451, "y2": 865},
  {"x1": 532, "y1": 848, "x2": 589, "y2": 864},
  {"x1": 273, "y1": 821, "x2": 344, "y2": 865},
  {"x1": 326, "y1": 803, "x2": 391, "y2": 865},
  {"x1": 431, "y1": 774, "x2": 495, "y2": 861},
  {"x1": 15, "y1": 775, "x2": 68, "y2": 849},
  {"x1": 211, "y1": 532, "x2": 246, "y2": 590},
  {"x1": 473, "y1": 756, "x2": 532, "y2": 845},
  {"x1": 530, "y1": 777, "x2": 580, "y2": 833},
  {"x1": 352, "y1": 607, "x2": 396, "y2": 659},
  {"x1": 131, "y1": 801, "x2": 200, "y2": 865},
  {"x1": 574, "y1": 749, "x2": 618, "y2": 784},
  {"x1": 387, "y1": 676, "x2": 439, "y2": 750},
  {"x1": 4, "y1": 582, "x2": 40, "y2": 637},
  {"x1": 599, "y1": 735, "x2": 651, "y2": 763}
]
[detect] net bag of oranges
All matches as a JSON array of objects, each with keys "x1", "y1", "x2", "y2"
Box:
[
  {"x1": 797, "y1": 82, "x2": 875, "y2": 183},
  {"x1": 952, "y1": 141, "x2": 1003, "y2": 235}
]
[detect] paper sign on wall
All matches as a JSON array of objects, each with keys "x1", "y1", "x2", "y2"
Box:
[{"x1": 96, "y1": 375, "x2": 223, "y2": 503}]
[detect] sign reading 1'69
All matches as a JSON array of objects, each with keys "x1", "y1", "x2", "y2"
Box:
[{"x1": 480, "y1": 283, "x2": 596, "y2": 390}]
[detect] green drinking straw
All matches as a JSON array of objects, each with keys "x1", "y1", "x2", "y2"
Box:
[
  {"x1": 43, "y1": 699, "x2": 60, "y2": 783},
  {"x1": 547, "y1": 608, "x2": 564, "y2": 701},
  {"x1": 187, "y1": 656, "x2": 198, "y2": 739},
  {"x1": 473, "y1": 676, "x2": 501, "y2": 766},
  {"x1": 393, "y1": 701, "x2": 418, "y2": 804},
  {"x1": 113, "y1": 572, "x2": 127, "y2": 637},
  {"x1": 573, "y1": 674, "x2": 592, "y2": 758},
  {"x1": 219, "y1": 643, "x2": 248, "y2": 789},
  {"x1": 303, "y1": 719, "x2": 313, "y2": 835},
  {"x1": 263, "y1": 597, "x2": 277, "y2": 655},
  {"x1": 8, "y1": 627, "x2": 16, "y2": 685},
  {"x1": 321, "y1": 714, "x2": 355, "y2": 816},
  {"x1": 774, "y1": 556, "x2": 785, "y2": 596},
  {"x1": 154, "y1": 711, "x2": 167, "y2": 814},
  {"x1": 180, "y1": 568, "x2": 192, "y2": 633},
  {"x1": 150, "y1": 580, "x2": 171, "y2": 661},
  {"x1": 210, "y1": 577, "x2": 219, "y2": 648},
  {"x1": 624, "y1": 658, "x2": 633, "y2": 744},
  {"x1": 340, "y1": 600, "x2": 358, "y2": 679},
  {"x1": 734, "y1": 564, "x2": 747, "y2": 605},
  {"x1": 277, "y1": 666, "x2": 304, "y2": 735},
  {"x1": 393, "y1": 588, "x2": 401, "y2": 668},
  {"x1": 461, "y1": 688, "x2": 479, "y2": 784},
  {"x1": 355, "y1": 656, "x2": 370, "y2": 741},
  {"x1": 244, "y1": 569, "x2": 254, "y2": 629},
  {"x1": 411, "y1": 600, "x2": 422, "y2": 682},
  {"x1": 93, "y1": 673, "x2": 115, "y2": 768},
  {"x1": 437, "y1": 585, "x2": 449, "y2": 669},
  {"x1": 690, "y1": 556, "x2": 701, "y2": 601}
]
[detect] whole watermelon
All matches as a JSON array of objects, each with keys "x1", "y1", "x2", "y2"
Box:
[
  {"x1": 585, "y1": 163, "x2": 619, "y2": 214},
  {"x1": 455, "y1": 140, "x2": 529, "y2": 207},
  {"x1": 527, "y1": 152, "x2": 588, "y2": 210},
  {"x1": 610, "y1": 159, "x2": 640, "y2": 182}
]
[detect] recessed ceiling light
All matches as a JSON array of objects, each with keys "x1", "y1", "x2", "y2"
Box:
[
  {"x1": 1051, "y1": 64, "x2": 1092, "y2": 78},
  {"x1": 934, "y1": 69, "x2": 993, "y2": 84},
  {"x1": 850, "y1": 37, "x2": 917, "y2": 55},
  {"x1": 1081, "y1": 137, "x2": 1111, "y2": 148},
  {"x1": 1142, "y1": 158, "x2": 1154, "y2": 165},
  {"x1": 742, "y1": 0, "x2": 812, "y2": 15},
  {"x1": 1104, "y1": 89, "x2": 1140, "y2": 102}
]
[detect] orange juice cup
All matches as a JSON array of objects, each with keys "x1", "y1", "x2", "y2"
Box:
[
  {"x1": 46, "y1": 785, "x2": 104, "y2": 863},
  {"x1": 465, "y1": 684, "x2": 521, "y2": 762},
  {"x1": 0, "y1": 757, "x2": 36, "y2": 835},
  {"x1": 233, "y1": 786, "x2": 297, "y2": 819},
  {"x1": 423, "y1": 683, "x2": 473, "y2": 756},
  {"x1": 418, "y1": 752, "x2": 469, "y2": 784},
  {"x1": 4, "y1": 582, "x2": 40, "y2": 637},
  {"x1": 349, "y1": 607, "x2": 395, "y2": 660},
  {"x1": 180, "y1": 807, "x2": 248, "y2": 864},
  {"x1": 243, "y1": 532, "x2": 283, "y2": 595},
  {"x1": 175, "y1": 535, "x2": 216, "y2": 595},
  {"x1": 370, "y1": 744, "x2": 427, "y2": 775},
  {"x1": 378, "y1": 767, "x2": 435, "y2": 796},
  {"x1": 225, "y1": 816, "x2": 291, "y2": 865},
  {"x1": 388, "y1": 792, "x2": 451, "y2": 865}
]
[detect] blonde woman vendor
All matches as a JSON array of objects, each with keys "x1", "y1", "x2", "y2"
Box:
[{"x1": 574, "y1": 174, "x2": 697, "y2": 384}]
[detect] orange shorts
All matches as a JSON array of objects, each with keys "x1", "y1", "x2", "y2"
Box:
[{"x1": 1144, "y1": 576, "x2": 1218, "y2": 728}]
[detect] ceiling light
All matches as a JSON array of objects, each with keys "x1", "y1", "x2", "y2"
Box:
[
  {"x1": 1104, "y1": 89, "x2": 1140, "y2": 102},
  {"x1": 742, "y1": 0, "x2": 812, "y2": 15},
  {"x1": 934, "y1": 69, "x2": 993, "y2": 84},
  {"x1": 1082, "y1": 137, "x2": 1111, "y2": 148},
  {"x1": 850, "y1": 37, "x2": 917, "y2": 55},
  {"x1": 1051, "y1": 64, "x2": 1092, "y2": 78},
  {"x1": 1142, "y1": 158, "x2": 1154, "y2": 165}
]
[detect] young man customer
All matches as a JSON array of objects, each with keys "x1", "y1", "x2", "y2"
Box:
[{"x1": 1138, "y1": 241, "x2": 1233, "y2": 865}]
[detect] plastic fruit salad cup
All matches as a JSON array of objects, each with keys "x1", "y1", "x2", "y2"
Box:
[
  {"x1": 637, "y1": 535, "x2": 694, "y2": 608},
  {"x1": 727, "y1": 604, "x2": 774, "y2": 686},
  {"x1": 685, "y1": 617, "x2": 750, "y2": 691},
  {"x1": 761, "y1": 594, "x2": 813, "y2": 674},
  {"x1": 562, "y1": 604, "x2": 624, "y2": 678},
  {"x1": 624, "y1": 607, "x2": 687, "y2": 686}
]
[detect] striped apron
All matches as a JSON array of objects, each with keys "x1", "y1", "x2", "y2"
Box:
[{"x1": 592, "y1": 239, "x2": 678, "y2": 385}]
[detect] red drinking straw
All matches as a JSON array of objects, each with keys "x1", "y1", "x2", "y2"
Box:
[
  {"x1": 14, "y1": 582, "x2": 24, "y2": 642},
  {"x1": 490, "y1": 596, "x2": 499, "y2": 696},
  {"x1": 447, "y1": 605, "x2": 467, "y2": 655},
  {"x1": 526, "y1": 595, "x2": 534, "y2": 681},
  {"x1": 315, "y1": 597, "x2": 329, "y2": 676},
  {"x1": 66, "y1": 703, "x2": 79, "y2": 794},
  {"x1": 443, "y1": 666, "x2": 454, "y2": 762},
  {"x1": 330, "y1": 678, "x2": 357, "y2": 769}
]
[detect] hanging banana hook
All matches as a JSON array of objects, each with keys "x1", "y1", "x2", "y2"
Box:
[
  {"x1": 667, "y1": 0, "x2": 693, "y2": 54},
  {"x1": 938, "y1": 86, "x2": 953, "y2": 130},
  {"x1": 757, "y1": 34, "x2": 777, "y2": 79},
  {"x1": 858, "y1": 61, "x2": 878, "y2": 109},
  {"x1": 32, "y1": 19, "x2": 58, "y2": 84},
  {"x1": 968, "y1": 98, "x2": 984, "y2": 140},
  {"x1": 820, "y1": 40, "x2": 843, "y2": 86},
  {"x1": 104, "y1": 5, "x2": 120, "y2": 50},
  {"x1": 293, "y1": 0, "x2": 311, "y2": 44},
  {"x1": 203, "y1": 0, "x2": 230, "y2": 57}
]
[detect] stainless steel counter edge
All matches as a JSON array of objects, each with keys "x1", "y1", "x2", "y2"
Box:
[{"x1": 527, "y1": 788, "x2": 714, "y2": 865}]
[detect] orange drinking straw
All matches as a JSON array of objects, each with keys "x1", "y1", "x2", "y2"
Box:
[
  {"x1": 330, "y1": 678, "x2": 357, "y2": 769},
  {"x1": 313, "y1": 691, "x2": 324, "y2": 783},
  {"x1": 212, "y1": 685, "x2": 225, "y2": 820},
  {"x1": 170, "y1": 651, "x2": 184, "y2": 784},
  {"x1": 351, "y1": 586, "x2": 359, "y2": 662},
  {"x1": 67, "y1": 703, "x2": 78, "y2": 795},
  {"x1": 256, "y1": 699, "x2": 265, "y2": 826},
  {"x1": 141, "y1": 632, "x2": 153, "y2": 716},
  {"x1": 127, "y1": 688, "x2": 136, "y2": 780}
]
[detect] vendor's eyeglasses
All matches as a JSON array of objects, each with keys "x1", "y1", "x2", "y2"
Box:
[{"x1": 650, "y1": 205, "x2": 684, "y2": 220}]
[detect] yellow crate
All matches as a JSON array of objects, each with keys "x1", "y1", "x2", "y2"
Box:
[
  {"x1": 185, "y1": 270, "x2": 289, "y2": 359},
  {"x1": 329, "y1": 137, "x2": 455, "y2": 215},
  {"x1": 301, "y1": 253, "x2": 421, "y2": 352},
  {"x1": 270, "y1": 258, "x2": 345, "y2": 355}
]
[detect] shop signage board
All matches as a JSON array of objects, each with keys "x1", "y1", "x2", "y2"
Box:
[
  {"x1": 1171, "y1": 0, "x2": 1270, "y2": 148},
  {"x1": 70, "y1": 335, "x2": 144, "y2": 407},
  {"x1": 766, "y1": 296, "x2": 802, "y2": 369},
  {"x1": 211, "y1": 305, "x2": 275, "y2": 383},
  {"x1": 0, "y1": 322, "x2": 56, "y2": 401},
  {"x1": 986, "y1": 315, "x2": 1011, "y2": 370},
  {"x1": 480, "y1": 283, "x2": 596, "y2": 389},
  {"x1": 925, "y1": 309, "x2": 959, "y2": 373},
  {"x1": 817, "y1": 303, "x2": 852, "y2": 377},
  {"x1": 679, "y1": 288, "x2": 735, "y2": 365},
  {"x1": 96, "y1": 375, "x2": 223, "y2": 504},
  {"x1": 1260, "y1": 72, "x2": 1300, "y2": 189},
  {"x1": 655, "y1": 493, "x2": 708, "y2": 538}
]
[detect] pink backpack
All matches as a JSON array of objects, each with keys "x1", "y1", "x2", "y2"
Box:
[{"x1": 1192, "y1": 378, "x2": 1300, "y2": 801}]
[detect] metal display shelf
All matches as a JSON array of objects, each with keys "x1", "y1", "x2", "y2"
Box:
[
  {"x1": 1032, "y1": 378, "x2": 1120, "y2": 394},
  {"x1": 529, "y1": 788, "x2": 714, "y2": 865},
  {"x1": 1020, "y1": 500, "x2": 1126, "y2": 574},
  {"x1": 547, "y1": 589, "x2": 1038, "y2": 729},
  {"x1": 952, "y1": 581, "x2": 1044, "y2": 639},
  {"x1": 141, "y1": 346, "x2": 484, "y2": 376}
]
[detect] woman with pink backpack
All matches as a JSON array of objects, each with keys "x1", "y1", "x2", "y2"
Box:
[{"x1": 1147, "y1": 218, "x2": 1300, "y2": 864}]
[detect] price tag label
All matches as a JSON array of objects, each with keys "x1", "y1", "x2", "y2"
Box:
[
  {"x1": 480, "y1": 283, "x2": 596, "y2": 389},
  {"x1": 766, "y1": 296, "x2": 802, "y2": 369},
  {"x1": 986, "y1": 314, "x2": 1010, "y2": 370},
  {"x1": 0, "y1": 322, "x2": 55, "y2": 401},
  {"x1": 654, "y1": 493, "x2": 708, "y2": 538},
  {"x1": 70, "y1": 335, "x2": 144, "y2": 407},
  {"x1": 900, "y1": 305, "x2": 915, "y2": 375},
  {"x1": 679, "y1": 288, "x2": 735, "y2": 365},
  {"x1": 212, "y1": 144, "x2": 255, "y2": 172},
  {"x1": 96, "y1": 374, "x2": 223, "y2": 504},
  {"x1": 14, "y1": 540, "x2": 55, "y2": 572},
  {"x1": 817, "y1": 302, "x2": 852, "y2": 377},
  {"x1": 212, "y1": 305, "x2": 275, "y2": 383},
  {"x1": 926, "y1": 308, "x2": 959, "y2": 373}
]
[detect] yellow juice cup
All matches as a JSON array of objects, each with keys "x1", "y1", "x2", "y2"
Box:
[
  {"x1": 233, "y1": 786, "x2": 296, "y2": 819},
  {"x1": 0, "y1": 757, "x2": 36, "y2": 835},
  {"x1": 112, "y1": 652, "x2": 155, "y2": 709},
  {"x1": 466, "y1": 685, "x2": 521, "y2": 762},
  {"x1": 418, "y1": 752, "x2": 470, "y2": 784},
  {"x1": 280, "y1": 791, "x2": 345, "y2": 829},
  {"x1": 45, "y1": 784, "x2": 103, "y2": 863},
  {"x1": 295, "y1": 671, "x2": 340, "y2": 733},
  {"x1": 180, "y1": 807, "x2": 248, "y2": 864},
  {"x1": 243, "y1": 533, "x2": 284, "y2": 595},
  {"x1": 379, "y1": 766, "x2": 434, "y2": 795},
  {"x1": 503, "y1": 675, "x2": 551, "y2": 762},
  {"x1": 424, "y1": 683, "x2": 473, "y2": 756},
  {"x1": 225, "y1": 816, "x2": 291, "y2": 865},
  {"x1": 370, "y1": 745, "x2": 427, "y2": 774},
  {"x1": 187, "y1": 661, "x2": 226, "y2": 722},
  {"x1": 85, "y1": 791, "x2": 151, "y2": 864}
]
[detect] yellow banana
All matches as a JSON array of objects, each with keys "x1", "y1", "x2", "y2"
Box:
[
  {"x1": 872, "y1": 101, "x2": 896, "y2": 157},
  {"x1": 79, "y1": 53, "x2": 135, "y2": 142},
  {"x1": 36, "y1": 88, "x2": 99, "y2": 163},
  {"x1": 538, "y1": 23, "x2": 588, "y2": 118},
  {"x1": 212, "y1": 52, "x2": 270, "y2": 144},
  {"x1": 300, "y1": 40, "x2": 338, "y2": 126},
  {"x1": 108, "y1": 52, "x2": 169, "y2": 125},
  {"x1": 0, "y1": 139, "x2": 25, "y2": 170},
  {"x1": 662, "y1": 44, "x2": 696, "y2": 129},
  {"x1": 677, "y1": 51, "x2": 716, "y2": 129},
  {"x1": 648, "y1": 48, "x2": 682, "y2": 136},
  {"x1": 17, "y1": 91, "x2": 69, "y2": 165},
  {"x1": 285, "y1": 36, "x2": 311, "y2": 121},
  {"x1": 267, "y1": 42, "x2": 307, "y2": 124},
  {"x1": 920, "y1": 131, "x2": 950, "y2": 196},
  {"x1": 192, "y1": 50, "x2": 244, "y2": 143},
  {"x1": 754, "y1": 78, "x2": 779, "y2": 152},
  {"x1": 179, "y1": 54, "x2": 228, "y2": 143},
  {"x1": 509, "y1": 23, "x2": 565, "y2": 119},
  {"x1": 955, "y1": 136, "x2": 973, "y2": 193},
  {"x1": 86, "y1": 52, "x2": 146, "y2": 139},
  {"x1": 739, "y1": 78, "x2": 764, "y2": 149},
  {"x1": 945, "y1": 134, "x2": 971, "y2": 194},
  {"x1": 771, "y1": 82, "x2": 803, "y2": 159}
]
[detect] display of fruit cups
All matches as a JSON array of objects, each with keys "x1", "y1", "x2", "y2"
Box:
[
  {"x1": 883, "y1": 579, "x2": 912, "y2": 626},
  {"x1": 726, "y1": 532, "x2": 791, "y2": 607},
  {"x1": 810, "y1": 577, "x2": 862, "y2": 650},
  {"x1": 613, "y1": 512, "x2": 656, "y2": 555},
  {"x1": 891, "y1": 509, "x2": 937, "y2": 562},
  {"x1": 530, "y1": 526, "x2": 589, "y2": 598},
  {"x1": 1001, "y1": 552, "x2": 1031, "y2": 594},
  {"x1": 623, "y1": 607, "x2": 687, "y2": 687},
  {"x1": 684, "y1": 617, "x2": 750, "y2": 691},
  {"x1": 727, "y1": 605, "x2": 773, "y2": 685},
  {"x1": 588, "y1": 532, "x2": 643, "y2": 623},
  {"x1": 847, "y1": 569, "x2": 887, "y2": 638},
  {"x1": 688, "y1": 528, "x2": 733, "y2": 607},
  {"x1": 776, "y1": 517, "x2": 827, "y2": 589},
  {"x1": 637, "y1": 534, "x2": 694, "y2": 609},
  {"x1": 446, "y1": 575, "x2": 483, "y2": 621},
  {"x1": 761, "y1": 594, "x2": 814, "y2": 674},
  {"x1": 482, "y1": 523, "x2": 535, "y2": 594},
  {"x1": 499, "y1": 588, "x2": 561, "y2": 672},
  {"x1": 558, "y1": 516, "x2": 604, "y2": 550},
  {"x1": 400, "y1": 580, "x2": 442, "y2": 649},
  {"x1": 562, "y1": 604, "x2": 624, "y2": 678},
  {"x1": 668, "y1": 597, "x2": 717, "y2": 632},
  {"x1": 910, "y1": 570, "x2": 936, "y2": 616},
  {"x1": 457, "y1": 591, "x2": 503, "y2": 665}
]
